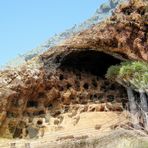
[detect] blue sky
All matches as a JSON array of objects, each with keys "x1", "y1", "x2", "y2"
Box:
[{"x1": 0, "y1": 0, "x2": 105, "y2": 66}]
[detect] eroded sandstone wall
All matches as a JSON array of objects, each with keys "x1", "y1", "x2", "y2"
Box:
[
  {"x1": 0, "y1": 50, "x2": 128, "y2": 138},
  {"x1": 0, "y1": 0, "x2": 147, "y2": 139},
  {"x1": 60, "y1": 0, "x2": 148, "y2": 61}
]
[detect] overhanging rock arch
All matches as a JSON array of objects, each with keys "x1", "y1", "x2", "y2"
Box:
[
  {"x1": 0, "y1": 47, "x2": 128, "y2": 138},
  {"x1": 0, "y1": 0, "x2": 147, "y2": 139}
]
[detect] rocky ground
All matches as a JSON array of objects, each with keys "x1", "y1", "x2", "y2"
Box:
[{"x1": 0, "y1": 111, "x2": 131, "y2": 148}]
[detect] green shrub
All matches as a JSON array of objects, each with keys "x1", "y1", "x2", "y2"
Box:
[{"x1": 106, "y1": 61, "x2": 148, "y2": 90}]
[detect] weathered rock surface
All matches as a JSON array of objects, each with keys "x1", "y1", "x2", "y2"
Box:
[
  {"x1": 0, "y1": 0, "x2": 147, "y2": 139},
  {"x1": 60, "y1": 0, "x2": 148, "y2": 61}
]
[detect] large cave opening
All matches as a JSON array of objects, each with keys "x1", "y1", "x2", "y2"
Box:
[
  {"x1": 59, "y1": 50, "x2": 121, "y2": 77},
  {"x1": 3, "y1": 50, "x2": 128, "y2": 139},
  {"x1": 55, "y1": 50, "x2": 127, "y2": 108}
]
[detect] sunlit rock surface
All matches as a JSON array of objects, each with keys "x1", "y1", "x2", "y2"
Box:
[
  {"x1": 62, "y1": 0, "x2": 148, "y2": 61},
  {"x1": 0, "y1": 0, "x2": 148, "y2": 147}
]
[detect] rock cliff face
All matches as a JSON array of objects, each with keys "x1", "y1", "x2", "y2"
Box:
[
  {"x1": 0, "y1": 51, "x2": 127, "y2": 138},
  {"x1": 60, "y1": 0, "x2": 148, "y2": 61},
  {"x1": 0, "y1": 0, "x2": 147, "y2": 139}
]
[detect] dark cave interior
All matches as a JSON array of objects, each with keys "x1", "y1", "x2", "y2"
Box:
[{"x1": 59, "y1": 50, "x2": 122, "y2": 77}]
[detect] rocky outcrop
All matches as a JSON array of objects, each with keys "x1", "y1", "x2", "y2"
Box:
[
  {"x1": 0, "y1": 61, "x2": 127, "y2": 138},
  {"x1": 59, "y1": 0, "x2": 148, "y2": 61},
  {"x1": 0, "y1": 0, "x2": 147, "y2": 139}
]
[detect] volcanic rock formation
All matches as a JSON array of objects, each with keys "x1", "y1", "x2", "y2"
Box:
[{"x1": 0, "y1": 0, "x2": 147, "y2": 139}]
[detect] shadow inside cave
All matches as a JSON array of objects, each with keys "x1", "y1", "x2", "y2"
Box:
[{"x1": 59, "y1": 50, "x2": 122, "y2": 77}]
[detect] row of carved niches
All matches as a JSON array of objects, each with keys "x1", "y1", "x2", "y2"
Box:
[{"x1": 2, "y1": 68, "x2": 127, "y2": 138}]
